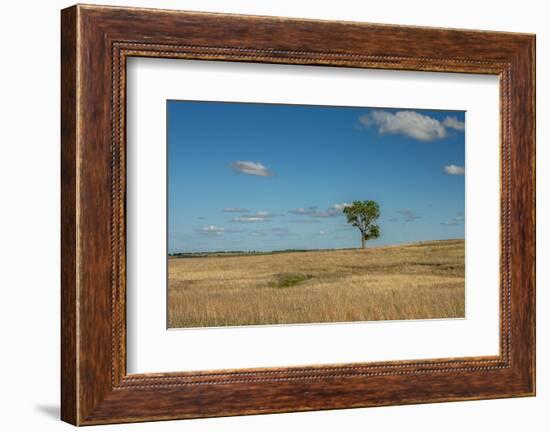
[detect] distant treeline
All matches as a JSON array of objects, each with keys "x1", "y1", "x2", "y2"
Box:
[
  {"x1": 167, "y1": 239, "x2": 465, "y2": 259},
  {"x1": 168, "y1": 249, "x2": 333, "y2": 259}
]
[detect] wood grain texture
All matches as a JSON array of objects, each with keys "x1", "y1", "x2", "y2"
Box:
[
  {"x1": 60, "y1": 4, "x2": 535, "y2": 425},
  {"x1": 60, "y1": 5, "x2": 78, "y2": 425}
]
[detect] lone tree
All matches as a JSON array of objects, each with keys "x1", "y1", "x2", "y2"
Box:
[{"x1": 343, "y1": 200, "x2": 381, "y2": 249}]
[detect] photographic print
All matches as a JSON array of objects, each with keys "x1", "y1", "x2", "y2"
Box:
[{"x1": 167, "y1": 101, "x2": 466, "y2": 328}]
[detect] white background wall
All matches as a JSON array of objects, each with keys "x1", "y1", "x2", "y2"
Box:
[{"x1": 0, "y1": 0, "x2": 546, "y2": 429}]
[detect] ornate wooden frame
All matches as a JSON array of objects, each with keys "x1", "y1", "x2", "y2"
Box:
[{"x1": 61, "y1": 4, "x2": 535, "y2": 425}]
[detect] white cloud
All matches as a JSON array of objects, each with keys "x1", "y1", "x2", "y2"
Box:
[
  {"x1": 443, "y1": 164, "x2": 465, "y2": 175},
  {"x1": 232, "y1": 216, "x2": 266, "y2": 223},
  {"x1": 222, "y1": 207, "x2": 249, "y2": 213},
  {"x1": 313, "y1": 209, "x2": 340, "y2": 218},
  {"x1": 230, "y1": 161, "x2": 273, "y2": 177},
  {"x1": 359, "y1": 110, "x2": 465, "y2": 142},
  {"x1": 288, "y1": 206, "x2": 317, "y2": 216},
  {"x1": 231, "y1": 211, "x2": 277, "y2": 223},
  {"x1": 201, "y1": 225, "x2": 224, "y2": 233},
  {"x1": 363, "y1": 110, "x2": 447, "y2": 141},
  {"x1": 197, "y1": 225, "x2": 243, "y2": 235},
  {"x1": 397, "y1": 209, "x2": 422, "y2": 222},
  {"x1": 288, "y1": 203, "x2": 349, "y2": 218},
  {"x1": 441, "y1": 213, "x2": 465, "y2": 226},
  {"x1": 332, "y1": 203, "x2": 352, "y2": 210},
  {"x1": 442, "y1": 116, "x2": 465, "y2": 131}
]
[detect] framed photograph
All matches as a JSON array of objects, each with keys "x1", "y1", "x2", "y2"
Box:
[
  {"x1": 164, "y1": 101, "x2": 467, "y2": 329},
  {"x1": 61, "y1": 4, "x2": 535, "y2": 425}
]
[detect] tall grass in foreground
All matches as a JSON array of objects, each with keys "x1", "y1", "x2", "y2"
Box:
[{"x1": 168, "y1": 239, "x2": 465, "y2": 328}]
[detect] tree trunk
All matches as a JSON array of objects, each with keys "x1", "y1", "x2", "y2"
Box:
[{"x1": 361, "y1": 236, "x2": 366, "y2": 249}]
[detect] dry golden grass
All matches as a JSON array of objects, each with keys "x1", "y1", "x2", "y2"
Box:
[{"x1": 168, "y1": 239, "x2": 465, "y2": 328}]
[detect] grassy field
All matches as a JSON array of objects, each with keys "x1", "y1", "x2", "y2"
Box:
[{"x1": 168, "y1": 239, "x2": 465, "y2": 328}]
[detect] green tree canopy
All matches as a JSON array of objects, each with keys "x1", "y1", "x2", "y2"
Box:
[{"x1": 343, "y1": 200, "x2": 381, "y2": 249}]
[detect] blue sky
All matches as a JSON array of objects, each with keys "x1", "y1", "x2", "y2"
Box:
[{"x1": 167, "y1": 101, "x2": 465, "y2": 253}]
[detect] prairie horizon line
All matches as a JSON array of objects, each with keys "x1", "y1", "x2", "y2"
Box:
[{"x1": 168, "y1": 237, "x2": 465, "y2": 256}]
